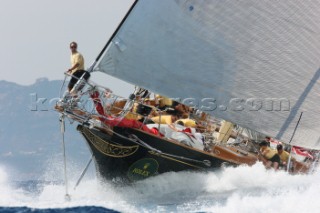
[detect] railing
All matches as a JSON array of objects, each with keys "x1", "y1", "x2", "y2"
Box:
[
  {"x1": 58, "y1": 72, "x2": 122, "y2": 112},
  {"x1": 56, "y1": 71, "x2": 223, "y2": 145},
  {"x1": 56, "y1": 72, "x2": 160, "y2": 129}
]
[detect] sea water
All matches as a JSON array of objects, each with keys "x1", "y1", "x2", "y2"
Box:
[{"x1": 0, "y1": 163, "x2": 319, "y2": 213}]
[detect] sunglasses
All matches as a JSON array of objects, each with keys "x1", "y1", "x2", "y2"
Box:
[{"x1": 70, "y1": 46, "x2": 77, "y2": 49}]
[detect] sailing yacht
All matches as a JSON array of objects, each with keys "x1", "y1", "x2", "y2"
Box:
[{"x1": 55, "y1": 0, "x2": 320, "y2": 182}]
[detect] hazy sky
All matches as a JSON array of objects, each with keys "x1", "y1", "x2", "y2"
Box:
[{"x1": 0, "y1": 0, "x2": 134, "y2": 88}]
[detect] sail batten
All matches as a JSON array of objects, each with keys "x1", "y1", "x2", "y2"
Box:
[{"x1": 94, "y1": 0, "x2": 320, "y2": 149}]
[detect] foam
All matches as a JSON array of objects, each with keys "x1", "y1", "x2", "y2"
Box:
[{"x1": 0, "y1": 163, "x2": 319, "y2": 213}]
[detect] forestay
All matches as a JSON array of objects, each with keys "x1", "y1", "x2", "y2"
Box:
[{"x1": 93, "y1": 0, "x2": 320, "y2": 149}]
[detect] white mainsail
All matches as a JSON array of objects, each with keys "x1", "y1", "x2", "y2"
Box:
[{"x1": 93, "y1": 0, "x2": 320, "y2": 149}]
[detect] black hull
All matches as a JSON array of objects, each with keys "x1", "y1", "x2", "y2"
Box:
[{"x1": 77, "y1": 125, "x2": 230, "y2": 183}]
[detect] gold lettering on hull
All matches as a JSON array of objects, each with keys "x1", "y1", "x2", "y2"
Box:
[
  {"x1": 82, "y1": 127, "x2": 139, "y2": 158},
  {"x1": 127, "y1": 158, "x2": 159, "y2": 181},
  {"x1": 132, "y1": 168, "x2": 150, "y2": 177}
]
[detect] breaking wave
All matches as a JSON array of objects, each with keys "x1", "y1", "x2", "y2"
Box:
[{"x1": 0, "y1": 163, "x2": 319, "y2": 212}]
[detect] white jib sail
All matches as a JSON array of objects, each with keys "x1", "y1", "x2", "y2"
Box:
[{"x1": 94, "y1": 0, "x2": 320, "y2": 149}]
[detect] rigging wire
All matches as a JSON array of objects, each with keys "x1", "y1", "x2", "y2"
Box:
[
  {"x1": 74, "y1": 154, "x2": 94, "y2": 190},
  {"x1": 287, "y1": 112, "x2": 303, "y2": 172},
  {"x1": 60, "y1": 115, "x2": 71, "y2": 201}
]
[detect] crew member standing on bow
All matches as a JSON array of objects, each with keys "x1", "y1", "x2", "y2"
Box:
[{"x1": 67, "y1": 41, "x2": 85, "y2": 92}]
